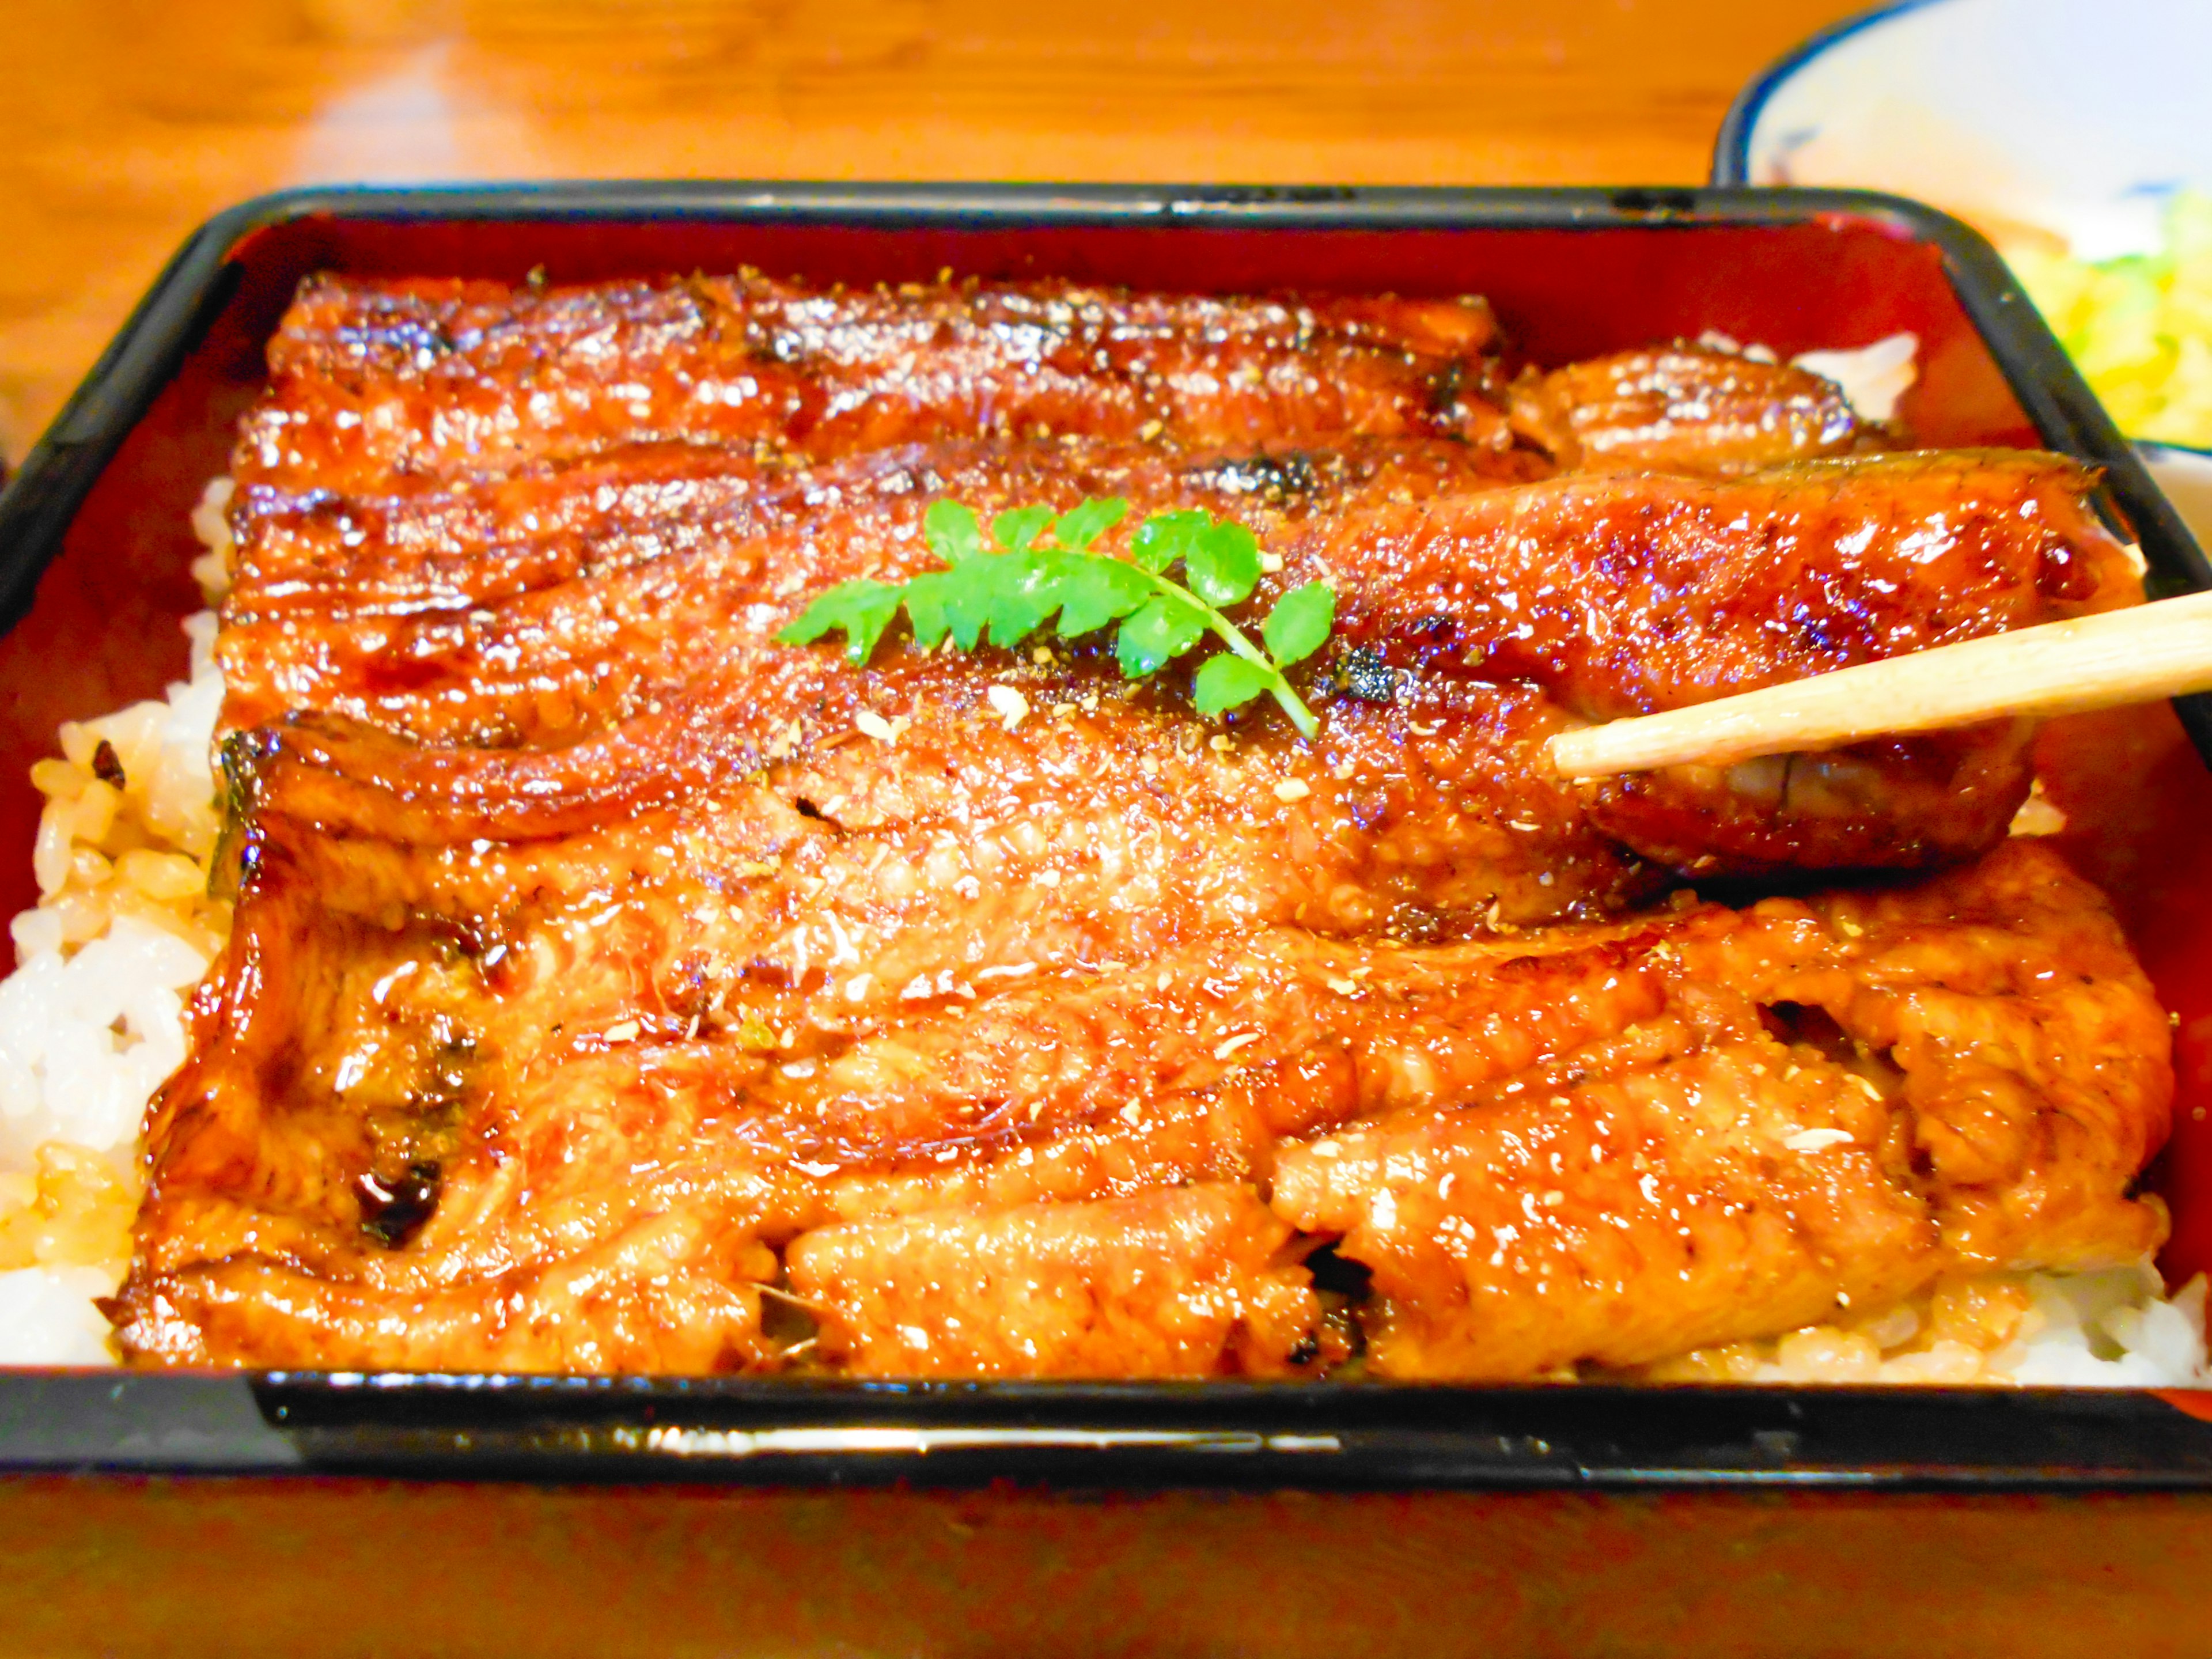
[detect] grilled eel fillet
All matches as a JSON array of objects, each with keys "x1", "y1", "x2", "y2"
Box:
[
  {"x1": 113, "y1": 277, "x2": 2162, "y2": 1375},
  {"x1": 239, "y1": 272, "x2": 1512, "y2": 494},
  {"x1": 223, "y1": 444, "x2": 2139, "y2": 875},
  {"x1": 1506, "y1": 343, "x2": 1866, "y2": 475},
  {"x1": 115, "y1": 839, "x2": 2169, "y2": 1377},
  {"x1": 228, "y1": 272, "x2": 2123, "y2": 874}
]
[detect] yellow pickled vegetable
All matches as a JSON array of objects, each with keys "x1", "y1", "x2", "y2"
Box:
[{"x1": 2007, "y1": 189, "x2": 2212, "y2": 448}]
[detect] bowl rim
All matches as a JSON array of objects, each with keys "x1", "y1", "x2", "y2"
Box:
[{"x1": 1710, "y1": 0, "x2": 1951, "y2": 189}]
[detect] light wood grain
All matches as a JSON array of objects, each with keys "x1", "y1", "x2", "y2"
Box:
[
  {"x1": 0, "y1": 0, "x2": 1865, "y2": 461},
  {"x1": 1546, "y1": 594, "x2": 2212, "y2": 778}
]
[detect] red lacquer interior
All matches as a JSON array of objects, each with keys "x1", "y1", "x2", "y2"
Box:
[{"x1": 2, "y1": 206, "x2": 2204, "y2": 1285}]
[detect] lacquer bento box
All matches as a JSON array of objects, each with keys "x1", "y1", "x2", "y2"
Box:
[{"x1": 1, "y1": 182, "x2": 2210, "y2": 1503}]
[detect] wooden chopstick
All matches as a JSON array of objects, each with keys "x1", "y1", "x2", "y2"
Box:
[{"x1": 1544, "y1": 591, "x2": 2212, "y2": 779}]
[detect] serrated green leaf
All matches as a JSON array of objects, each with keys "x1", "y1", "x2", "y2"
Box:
[
  {"x1": 992, "y1": 505, "x2": 1055, "y2": 554},
  {"x1": 789, "y1": 497, "x2": 1331, "y2": 735},
  {"x1": 902, "y1": 570, "x2": 954, "y2": 649},
  {"x1": 925, "y1": 499, "x2": 983, "y2": 566},
  {"x1": 1055, "y1": 556, "x2": 1153, "y2": 637},
  {"x1": 775, "y1": 579, "x2": 903, "y2": 664},
  {"x1": 1129, "y1": 509, "x2": 1209, "y2": 574},
  {"x1": 986, "y1": 551, "x2": 1069, "y2": 647},
  {"x1": 1191, "y1": 653, "x2": 1276, "y2": 717},
  {"x1": 1052, "y1": 496, "x2": 1128, "y2": 552},
  {"x1": 1116, "y1": 594, "x2": 1207, "y2": 678},
  {"x1": 941, "y1": 558, "x2": 1001, "y2": 651},
  {"x1": 1261, "y1": 581, "x2": 1336, "y2": 666},
  {"x1": 1186, "y1": 520, "x2": 1262, "y2": 607}
]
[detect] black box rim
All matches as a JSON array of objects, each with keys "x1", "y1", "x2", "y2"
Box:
[{"x1": 4, "y1": 179, "x2": 2210, "y2": 1490}]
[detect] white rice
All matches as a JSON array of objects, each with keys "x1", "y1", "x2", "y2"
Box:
[
  {"x1": 1637, "y1": 1261, "x2": 2211, "y2": 1386},
  {"x1": 0, "y1": 479, "x2": 232, "y2": 1364},
  {"x1": 0, "y1": 1264, "x2": 123, "y2": 1365},
  {"x1": 0, "y1": 472, "x2": 2204, "y2": 1385},
  {"x1": 1694, "y1": 328, "x2": 1923, "y2": 426}
]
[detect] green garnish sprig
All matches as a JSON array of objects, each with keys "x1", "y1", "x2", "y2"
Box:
[{"x1": 776, "y1": 497, "x2": 1336, "y2": 736}]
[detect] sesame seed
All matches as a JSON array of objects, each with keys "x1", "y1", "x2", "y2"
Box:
[{"x1": 987, "y1": 685, "x2": 1029, "y2": 730}]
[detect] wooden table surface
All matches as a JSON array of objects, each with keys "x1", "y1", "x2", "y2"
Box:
[{"x1": 0, "y1": 0, "x2": 1865, "y2": 462}]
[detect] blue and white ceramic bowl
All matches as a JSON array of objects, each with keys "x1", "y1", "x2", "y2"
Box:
[
  {"x1": 1714, "y1": 0, "x2": 2212, "y2": 540},
  {"x1": 1716, "y1": 0, "x2": 2212, "y2": 255}
]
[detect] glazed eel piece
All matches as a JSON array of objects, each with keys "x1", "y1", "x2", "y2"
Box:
[
  {"x1": 226, "y1": 653, "x2": 1662, "y2": 1044},
  {"x1": 1506, "y1": 342, "x2": 1868, "y2": 475},
  {"x1": 115, "y1": 831, "x2": 2168, "y2": 1378},
  {"x1": 217, "y1": 342, "x2": 1861, "y2": 715},
  {"x1": 216, "y1": 436, "x2": 1535, "y2": 740},
  {"x1": 226, "y1": 445, "x2": 2141, "y2": 877},
  {"x1": 1270, "y1": 840, "x2": 2173, "y2": 1378},
  {"x1": 237, "y1": 272, "x2": 1513, "y2": 494}
]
